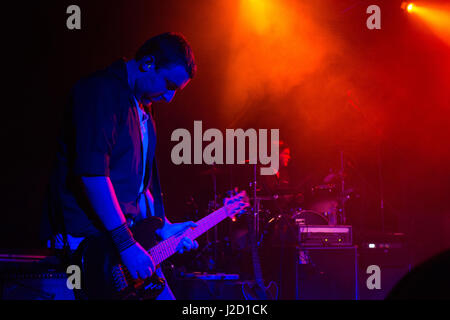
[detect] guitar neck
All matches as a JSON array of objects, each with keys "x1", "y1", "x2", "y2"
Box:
[{"x1": 148, "y1": 206, "x2": 229, "y2": 266}]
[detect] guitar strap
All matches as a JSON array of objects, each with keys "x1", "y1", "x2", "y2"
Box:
[
  {"x1": 149, "y1": 158, "x2": 166, "y2": 221},
  {"x1": 145, "y1": 106, "x2": 165, "y2": 221}
]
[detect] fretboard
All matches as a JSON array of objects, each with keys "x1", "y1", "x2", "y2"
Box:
[{"x1": 148, "y1": 206, "x2": 229, "y2": 266}]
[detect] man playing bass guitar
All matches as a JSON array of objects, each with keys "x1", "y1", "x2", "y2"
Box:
[{"x1": 42, "y1": 32, "x2": 200, "y2": 299}]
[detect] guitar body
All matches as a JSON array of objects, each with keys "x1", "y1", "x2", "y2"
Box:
[
  {"x1": 73, "y1": 217, "x2": 166, "y2": 300},
  {"x1": 242, "y1": 281, "x2": 278, "y2": 300}
]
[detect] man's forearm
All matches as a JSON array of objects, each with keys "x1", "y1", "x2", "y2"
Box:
[{"x1": 81, "y1": 176, "x2": 127, "y2": 231}]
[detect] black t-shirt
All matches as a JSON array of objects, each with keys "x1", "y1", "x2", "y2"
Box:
[{"x1": 42, "y1": 59, "x2": 164, "y2": 239}]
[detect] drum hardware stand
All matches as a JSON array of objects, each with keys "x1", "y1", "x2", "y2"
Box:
[
  {"x1": 377, "y1": 143, "x2": 385, "y2": 234},
  {"x1": 250, "y1": 163, "x2": 260, "y2": 244},
  {"x1": 339, "y1": 150, "x2": 346, "y2": 225},
  {"x1": 212, "y1": 163, "x2": 220, "y2": 269},
  {"x1": 204, "y1": 163, "x2": 220, "y2": 271}
]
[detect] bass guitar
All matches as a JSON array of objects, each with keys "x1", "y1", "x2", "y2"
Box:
[{"x1": 73, "y1": 191, "x2": 249, "y2": 300}]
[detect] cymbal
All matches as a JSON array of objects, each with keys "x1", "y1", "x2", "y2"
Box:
[
  {"x1": 250, "y1": 195, "x2": 277, "y2": 201},
  {"x1": 259, "y1": 188, "x2": 303, "y2": 196},
  {"x1": 323, "y1": 170, "x2": 346, "y2": 183},
  {"x1": 276, "y1": 189, "x2": 303, "y2": 196},
  {"x1": 236, "y1": 159, "x2": 258, "y2": 164},
  {"x1": 251, "y1": 191, "x2": 304, "y2": 201},
  {"x1": 199, "y1": 166, "x2": 228, "y2": 176}
]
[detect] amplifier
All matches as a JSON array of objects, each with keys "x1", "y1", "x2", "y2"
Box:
[
  {"x1": 1, "y1": 271, "x2": 74, "y2": 300},
  {"x1": 0, "y1": 251, "x2": 75, "y2": 300},
  {"x1": 298, "y1": 225, "x2": 352, "y2": 246}
]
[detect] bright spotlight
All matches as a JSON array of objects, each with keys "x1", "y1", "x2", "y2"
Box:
[
  {"x1": 401, "y1": 2, "x2": 415, "y2": 13},
  {"x1": 407, "y1": 3, "x2": 414, "y2": 12},
  {"x1": 401, "y1": 2, "x2": 450, "y2": 47}
]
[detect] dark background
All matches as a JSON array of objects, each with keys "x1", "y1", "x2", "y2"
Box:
[{"x1": 1, "y1": 0, "x2": 449, "y2": 270}]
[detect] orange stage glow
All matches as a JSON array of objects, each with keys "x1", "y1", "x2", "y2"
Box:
[
  {"x1": 239, "y1": 0, "x2": 273, "y2": 35},
  {"x1": 222, "y1": 0, "x2": 343, "y2": 127},
  {"x1": 407, "y1": 3, "x2": 414, "y2": 13}
]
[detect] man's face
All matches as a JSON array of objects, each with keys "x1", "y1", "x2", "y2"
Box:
[
  {"x1": 134, "y1": 60, "x2": 191, "y2": 107},
  {"x1": 280, "y1": 148, "x2": 291, "y2": 167}
]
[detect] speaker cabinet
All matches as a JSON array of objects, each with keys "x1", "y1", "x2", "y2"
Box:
[
  {"x1": 1, "y1": 272, "x2": 75, "y2": 300},
  {"x1": 296, "y1": 246, "x2": 358, "y2": 300}
]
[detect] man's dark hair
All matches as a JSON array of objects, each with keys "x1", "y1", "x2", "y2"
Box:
[{"x1": 135, "y1": 32, "x2": 197, "y2": 79}]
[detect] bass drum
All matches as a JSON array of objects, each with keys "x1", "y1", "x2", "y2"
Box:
[{"x1": 292, "y1": 209, "x2": 328, "y2": 225}]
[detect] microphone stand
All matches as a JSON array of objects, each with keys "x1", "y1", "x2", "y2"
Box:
[
  {"x1": 253, "y1": 163, "x2": 259, "y2": 242},
  {"x1": 377, "y1": 142, "x2": 385, "y2": 234},
  {"x1": 212, "y1": 163, "x2": 218, "y2": 270}
]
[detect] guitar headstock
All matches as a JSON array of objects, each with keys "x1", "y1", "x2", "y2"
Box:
[{"x1": 223, "y1": 190, "x2": 250, "y2": 219}]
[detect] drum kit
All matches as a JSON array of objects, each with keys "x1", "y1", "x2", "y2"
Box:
[{"x1": 193, "y1": 154, "x2": 357, "y2": 273}]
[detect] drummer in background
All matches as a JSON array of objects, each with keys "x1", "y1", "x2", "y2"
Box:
[
  {"x1": 259, "y1": 140, "x2": 302, "y2": 213},
  {"x1": 262, "y1": 140, "x2": 290, "y2": 188}
]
